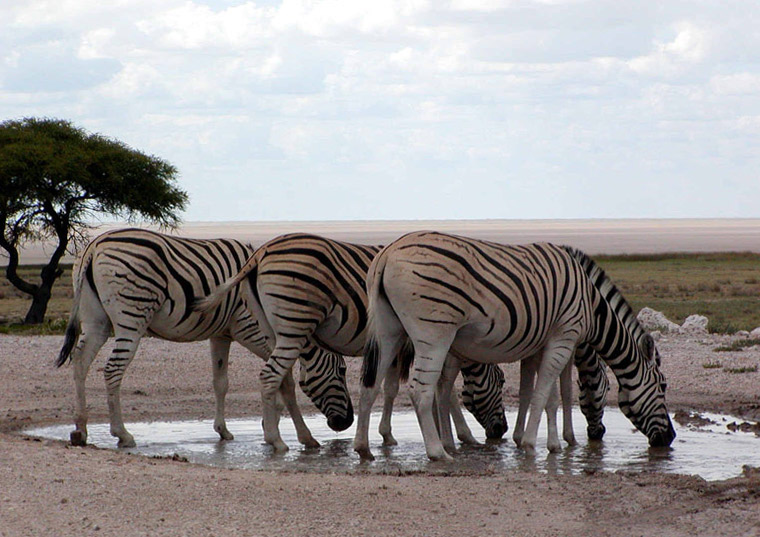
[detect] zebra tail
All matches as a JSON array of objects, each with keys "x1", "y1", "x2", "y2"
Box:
[
  {"x1": 192, "y1": 252, "x2": 260, "y2": 313},
  {"x1": 397, "y1": 338, "x2": 415, "y2": 383},
  {"x1": 361, "y1": 251, "x2": 390, "y2": 389},
  {"x1": 56, "y1": 250, "x2": 90, "y2": 368}
]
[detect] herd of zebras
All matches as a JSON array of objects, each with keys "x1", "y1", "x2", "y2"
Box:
[{"x1": 56, "y1": 227, "x2": 675, "y2": 462}]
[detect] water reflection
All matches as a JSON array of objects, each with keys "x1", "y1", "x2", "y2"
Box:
[{"x1": 24, "y1": 408, "x2": 760, "y2": 481}]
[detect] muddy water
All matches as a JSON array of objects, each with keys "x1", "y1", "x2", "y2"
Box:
[{"x1": 26, "y1": 409, "x2": 760, "y2": 481}]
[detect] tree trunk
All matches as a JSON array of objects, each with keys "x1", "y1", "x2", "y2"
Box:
[{"x1": 23, "y1": 284, "x2": 52, "y2": 324}]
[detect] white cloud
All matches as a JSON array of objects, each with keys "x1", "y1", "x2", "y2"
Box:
[
  {"x1": 628, "y1": 22, "x2": 710, "y2": 77},
  {"x1": 2, "y1": 0, "x2": 759, "y2": 222},
  {"x1": 710, "y1": 73, "x2": 760, "y2": 96}
]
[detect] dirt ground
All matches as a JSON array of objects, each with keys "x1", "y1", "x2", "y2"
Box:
[{"x1": 2, "y1": 330, "x2": 760, "y2": 537}]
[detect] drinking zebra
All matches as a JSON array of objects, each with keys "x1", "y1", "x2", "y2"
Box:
[
  {"x1": 193, "y1": 233, "x2": 509, "y2": 453},
  {"x1": 56, "y1": 228, "x2": 352, "y2": 448},
  {"x1": 356, "y1": 231, "x2": 675, "y2": 461}
]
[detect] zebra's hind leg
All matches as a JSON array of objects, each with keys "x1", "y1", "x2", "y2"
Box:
[
  {"x1": 513, "y1": 354, "x2": 539, "y2": 448},
  {"x1": 560, "y1": 360, "x2": 577, "y2": 446},
  {"x1": 209, "y1": 337, "x2": 234, "y2": 441},
  {"x1": 280, "y1": 370, "x2": 320, "y2": 448},
  {"x1": 70, "y1": 323, "x2": 110, "y2": 446},
  {"x1": 104, "y1": 330, "x2": 145, "y2": 448},
  {"x1": 260, "y1": 343, "x2": 300, "y2": 452},
  {"x1": 545, "y1": 381, "x2": 562, "y2": 453},
  {"x1": 436, "y1": 356, "x2": 462, "y2": 454},
  {"x1": 407, "y1": 335, "x2": 457, "y2": 462},
  {"x1": 521, "y1": 334, "x2": 578, "y2": 455},
  {"x1": 379, "y1": 359, "x2": 401, "y2": 446}
]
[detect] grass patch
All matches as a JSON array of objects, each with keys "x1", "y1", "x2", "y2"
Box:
[
  {"x1": 597, "y1": 252, "x2": 760, "y2": 333},
  {"x1": 702, "y1": 361, "x2": 723, "y2": 369},
  {"x1": 3, "y1": 253, "x2": 760, "y2": 333},
  {"x1": 724, "y1": 366, "x2": 758, "y2": 374},
  {"x1": 0, "y1": 317, "x2": 68, "y2": 335},
  {"x1": 714, "y1": 339, "x2": 760, "y2": 352}
]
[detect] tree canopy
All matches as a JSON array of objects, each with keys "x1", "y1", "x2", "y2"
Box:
[{"x1": 0, "y1": 117, "x2": 189, "y2": 323}]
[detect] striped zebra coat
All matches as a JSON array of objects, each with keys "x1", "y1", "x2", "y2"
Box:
[
  {"x1": 56, "y1": 228, "x2": 352, "y2": 448},
  {"x1": 193, "y1": 233, "x2": 509, "y2": 453},
  {"x1": 357, "y1": 231, "x2": 675, "y2": 461}
]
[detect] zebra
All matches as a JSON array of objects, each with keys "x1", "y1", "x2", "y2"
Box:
[
  {"x1": 356, "y1": 231, "x2": 675, "y2": 461},
  {"x1": 55, "y1": 228, "x2": 352, "y2": 448},
  {"x1": 193, "y1": 233, "x2": 509, "y2": 453}
]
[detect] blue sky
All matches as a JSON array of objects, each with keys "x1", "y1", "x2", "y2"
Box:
[{"x1": 2, "y1": 0, "x2": 759, "y2": 222}]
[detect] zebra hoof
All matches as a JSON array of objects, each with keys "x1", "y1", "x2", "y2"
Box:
[
  {"x1": 428, "y1": 450, "x2": 454, "y2": 462},
  {"x1": 117, "y1": 436, "x2": 137, "y2": 449},
  {"x1": 301, "y1": 437, "x2": 321, "y2": 449},
  {"x1": 70, "y1": 430, "x2": 87, "y2": 446},
  {"x1": 356, "y1": 447, "x2": 375, "y2": 461},
  {"x1": 216, "y1": 427, "x2": 234, "y2": 441},
  {"x1": 381, "y1": 434, "x2": 398, "y2": 447}
]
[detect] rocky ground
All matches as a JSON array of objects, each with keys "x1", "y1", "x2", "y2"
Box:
[{"x1": 2, "y1": 322, "x2": 760, "y2": 537}]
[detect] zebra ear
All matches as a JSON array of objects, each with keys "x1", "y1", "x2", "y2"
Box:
[{"x1": 642, "y1": 333, "x2": 656, "y2": 361}]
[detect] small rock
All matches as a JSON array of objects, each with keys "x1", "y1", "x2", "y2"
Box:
[
  {"x1": 750, "y1": 327, "x2": 760, "y2": 338},
  {"x1": 736, "y1": 330, "x2": 751, "y2": 338},
  {"x1": 681, "y1": 314, "x2": 709, "y2": 334},
  {"x1": 637, "y1": 308, "x2": 681, "y2": 333}
]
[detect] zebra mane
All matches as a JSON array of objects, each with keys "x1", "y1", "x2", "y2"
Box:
[{"x1": 560, "y1": 245, "x2": 646, "y2": 341}]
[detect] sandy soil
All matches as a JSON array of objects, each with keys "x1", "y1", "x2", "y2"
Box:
[{"x1": 2, "y1": 331, "x2": 760, "y2": 537}]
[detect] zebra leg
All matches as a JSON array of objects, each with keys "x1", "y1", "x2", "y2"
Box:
[
  {"x1": 379, "y1": 359, "x2": 401, "y2": 447},
  {"x1": 104, "y1": 330, "x2": 145, "y2": 448},
  {"x1": 450, "y1": 388, "x2": 479, "y2": 445},
  {"x1": 260, "y1": 344, "x2": 300, "y2": 452},
  {"x1": 520, "y1": 334, "x2": 577, "y2": 455},
  {"x1": 408, "y1": 337, "x2": 456, "y2": 462},
  {"x1": 513, "y1": 355, "x2": 538, "y2": 448},
  {"x1": 280, "y1": 370, "x2": 320, "y2": 448},
  {"x1": 436, "y1": 357, "x2": 461, "y2": 454},
  {"x1": 209, "y1": 337, "x2": 234, "y2": 441},
  {"x1": 560, "y1": 360, "x2": 577, "y2": 446},
  {"x1": 545, "y1": 381, "x2": 562, "y2": 453},
  {"x1": 70, "y1": 323, "x2": 110, "y2": 446}
]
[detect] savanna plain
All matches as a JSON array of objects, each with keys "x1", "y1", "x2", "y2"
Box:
[{"x1": 2, "y1": 236, "x2": 760, "y2": 536}]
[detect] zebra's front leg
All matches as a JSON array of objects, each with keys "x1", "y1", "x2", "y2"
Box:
[
  {"x1": 260, "y1": 349, "x2": 299, "y2": 453},
  {"x1": 379, "y1": 359, "x2": 401, "y2": 446},
  {"x1": 209, "y1": 337, "x2": 234, "y2": 441},
  {"x1": 450, "y1": 389, "x2": 479, "y2": 445},
  {"x1": 280, "y1": 370, "x2": 320, "y2": 448},
  {"x1": 520, "y1": 334, "x2": 577, "y2": 455},
  {"x1": 70, "y1": 325, "x2": 109, "y2": 446},
  {"x1": 104, "y1": 332, "x2": 144, "y2": 448}
]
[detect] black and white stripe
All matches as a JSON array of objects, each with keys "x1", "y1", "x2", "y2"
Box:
[
  {"x1": 56, "y1": 228, "x2": 351, "y2": 448},
  {"x1": 356, "y1": 231, "x2": 675, "y2": 461},
  {"x1": 194, "y1": 233, "x2": 508, "y2": 452}
]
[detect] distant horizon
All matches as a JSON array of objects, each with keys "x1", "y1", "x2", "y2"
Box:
[{"x1": 7, "y1": 217, "x2": 760, "y2": 266}]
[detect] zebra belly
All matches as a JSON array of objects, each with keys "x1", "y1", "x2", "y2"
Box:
[{"x1": 313, "y1": 316, "x2": 366, "y2": 357}]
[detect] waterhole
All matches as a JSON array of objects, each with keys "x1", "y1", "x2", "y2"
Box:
[{"x1": 25, "y1": 408, "x2": 760, "y2": 481}]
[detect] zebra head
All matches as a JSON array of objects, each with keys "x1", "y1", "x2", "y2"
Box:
[
  {"x1": 298, "y1": 347, "x2": 354, "y2": 431},
  {"x1": 617, "y1": 340, "x2": 675, "y2": 448},
  {"x1": 460, "y1": 362, "x2": 508, "y2": 440}
]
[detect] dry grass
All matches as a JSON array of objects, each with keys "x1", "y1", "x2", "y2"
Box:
[{"x1": 2, "y1": 252, "x2": 760, "y2": 334}]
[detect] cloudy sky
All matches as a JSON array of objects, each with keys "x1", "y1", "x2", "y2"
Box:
[{"x1": 1, "y1": 0, "x2": 758, "y2": 222}]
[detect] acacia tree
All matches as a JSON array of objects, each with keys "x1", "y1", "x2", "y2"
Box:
[{"x1": 0, "y1": 117, "x2": 188, "y2": 324}]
